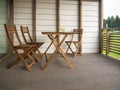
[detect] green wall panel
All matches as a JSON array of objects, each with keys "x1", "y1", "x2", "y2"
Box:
[{"x1": 0, "y1": 0, "x2": 9, "y2": 54}]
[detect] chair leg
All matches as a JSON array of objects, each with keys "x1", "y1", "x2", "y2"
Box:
[
  {"x1": 8, "y1": 49, "x2": 36, "y2": 71},
  {"x1": 37, "y1": 49, "x2": 48, "y2": 62},
  {"x1": 32, "y1": 51, "x2": 40, "y2": 62},
  {"x1": 73, "y1": 43, "x2": 82, "y2": 57},
  {"x1": 66, "y1": 43, "x2": 70, "y2": 53},
  {"x1": 73, "y1": 43, "x2": 78, "y2": 57},
  {"x1": 79, "y1": 46, "x2": 82, "y2": 56},
  {"x1": 66, "y1": 43, "x2": 74, "y2": 55},
  {"x1": 23, "y1": 54, "x2": 36, "y2": 71},
  {"x1": 19, "y1": 54, "x2": 31, "y2": 71},
  {"x1": 28, "y1": 54, "x2": 36, "y2": 64},
  {"x1": 42, "y1": 49, "x2": 58, "y2": 70},
  {"x1": 59, "y1": 48, "x2": 73, "y2": 69}
]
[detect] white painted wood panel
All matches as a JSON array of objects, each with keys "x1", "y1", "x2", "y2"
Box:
[
  {"x1": 12, "y1": 0, "x2": 100, "y2": 54},
  {"x1": 83, "y1": 32, "x2": 99, "y2": 38},
  {"x1": 82, "y1": 38, "x2": 98, "y2": 43},
  {"x1": 14, "y1": 13, "x2": 32, "y2": 19},
  {"x1": 82, "y1": 22, "x2": 98, "y2": 27},
  {"x1": 82, "y1": 1, "x2": 99, "y2": 6},
  {"x1": 36, "y1": 15, "x2": 56, "y2": 20},
  {"x1": 83, "y1": 27, "x2": 99, "y2": 33},
  {"x1": 82, "y1": 16, "x2": 98, "y2": 22},
  {"x1": 36, "y1": 20, "x2": 56, "y2": 26},
  {"x1": 60, "y1": 0, "x2": 78, "y2": 5},
  {"x1": 14, "y1": 8, "x2": 32, "y2": 13},
  {"x1": 60, "y1": 10, "x2": 78, "y2": 16},
  {"x1": 36, "y1": 26, "x2": 56, "y2": 31},
  {"x1": 82, "y1": 1, "x2": 99, "y2": 53},
  {"x1": 60, "y1": 21, "x2": 78, "y2": 26},
  {"x1": 36, "y1": 9, "x2": 56, "y2": 14},
  {"x1": 37, "y1": 0, "x2": 56, "y2": 3},
  {"x1": 60, "y1": 15, "x2": 78, "y2": 21},
  {"x1": 60, "y1": 4, "x2": 78, "y2": 10},
  {"x1": 60, "y1": 0, "x2": 78, "y2": 32},
  {"x1": 14, "y1": 2, "x2": 32, "y2": 8},
  {"x1": 82, "y1": 5, "x2": 98, "y2": 11},
  {"x1": 82, "y1": 49, "x2": 98, "y2": 53},
  {"x1": 14, "y1": 0, "x2": 33, "y2": 49},
  {"x1": 14, "y1": 20, "x2": 32, "y2": 25},
  {"x1": 82, "y1": 11, "x2": 98, "y2": 17},
  {"x1": 36, "y1": 0, "x2": 56, "y2": 53},
  {"x1": 60, "y1": 0, "x2": 79, "y2": 52},
  {"x1": 37, "y1": 3, "x2": 56, "y2": 9}
]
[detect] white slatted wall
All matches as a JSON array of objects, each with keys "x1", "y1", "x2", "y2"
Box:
[
  {"x1": 0, "y1": 0, "x2": 8, "y2": 53},
  {"x1": 14, "y1": 0, "x2": 33, "y2": 45},
  {"x1": 12, "y1": 0, "x2": 99, "y2": 53},
  {"x1": 60, "y1": 0, "x2": 79, "y2": 52},
  {"x1": 82, "y1": 1, "x2": 99, "y2": 53},
  {"x1": 36, "y1": 0, "x2": 56, "y2": 53}
]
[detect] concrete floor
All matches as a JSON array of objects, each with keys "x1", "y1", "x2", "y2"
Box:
[{"x1": 0, "y1": 54, "x2": 120, "y2": 90}]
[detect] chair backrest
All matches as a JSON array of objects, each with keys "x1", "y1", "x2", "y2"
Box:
[
  {"x1": 71, "y1": 29, "x2": 83, "y2": 42},
  {"x1": 20, "y1": 26, "x2": 33, "y2": 43},
  {"x1": 74, "y1": 29, "x2": 83, "y2": 41},
  {"x1": 4, "y1": 24, "x2": 22, "y2": 48}
]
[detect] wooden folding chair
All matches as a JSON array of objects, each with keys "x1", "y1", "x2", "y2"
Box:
[
  {"x1": 65, "y1": 29, "x2": 83, "y2": 57},
  {"x1": 4, "y1": 24, "x2": 37, "y2": 71},
  {"x1": 20, "y1": 26, "x2": 47, "y2": 62}
]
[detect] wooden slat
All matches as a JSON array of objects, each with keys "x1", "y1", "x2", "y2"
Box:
[
  {"x1": 110, "y1": 43, "x2": 120, "y2": 46},
  {"x1": 110, "y1": 47, "x2": 120, "y2": 50},
  {"x1": 110, "y1": 40, "x2": 120, "y2": 43},
  {"x1": 110, "y1": 51, "x2": 120, "y2": 54},
  {"x1": 101, "y1": 28, "x2": 120, "y2": 56}
]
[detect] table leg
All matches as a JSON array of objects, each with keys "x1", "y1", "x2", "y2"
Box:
[
  {"x1": 42, "y1": 48, "x2": 58, "y2": 69},
  {"x1": 59, "y1": 48, "x2": 73, "y2": 69},
  {"x1": 42, "y1": 34, "x2": 73, "y2": 69}
]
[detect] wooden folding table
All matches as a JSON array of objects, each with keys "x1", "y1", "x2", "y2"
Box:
[{"x1": 42, "y1": 32, "x2": 74, "y2": 69}]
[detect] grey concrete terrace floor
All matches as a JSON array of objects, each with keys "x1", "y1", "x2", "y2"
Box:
[{"x1": 0, "y1": 54, "x2": 120, "y2": 90}]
